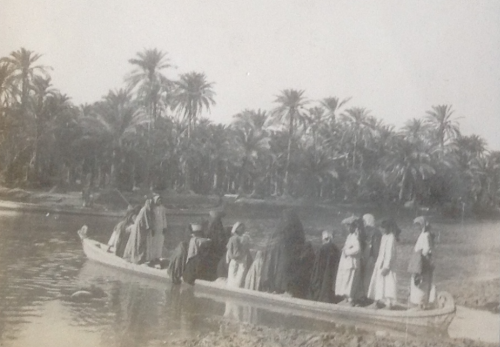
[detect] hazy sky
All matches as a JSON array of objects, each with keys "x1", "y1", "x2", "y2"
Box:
[{"x1": 2, "y1": 0, "x2": 500, "y2": 149}]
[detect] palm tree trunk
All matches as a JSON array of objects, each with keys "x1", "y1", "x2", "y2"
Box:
[{"x1": 284, "y1": 112, "x2": 294, "y2": 196}]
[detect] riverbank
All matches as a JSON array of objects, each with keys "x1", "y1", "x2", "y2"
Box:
[{"x1": 168, "y1": 320, "x2": 496, "y2": 347}]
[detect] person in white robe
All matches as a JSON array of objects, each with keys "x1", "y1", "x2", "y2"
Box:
[
  {"x1": 335, "y1": 218, "x2": 362, "y2": 305},
  {"x1": 244, "y1": 250, "x2": 264, "y2": 290},
  {"x1": 226, "y1": 222, "x2": 251, "y2": 288},
  {"x1": 409, "y1": 216, "x2": 435, "y2": 309},
  {"x1": 367, "y1": 219, "x2": 399, "y2": 309},
  {"x1": 148, "y1": 194, "x2": 168, "y2": 260}
]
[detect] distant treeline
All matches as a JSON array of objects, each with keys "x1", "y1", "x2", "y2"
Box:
[{"x1": 0, "y1": 48, "x2": 499, "y2": 214}]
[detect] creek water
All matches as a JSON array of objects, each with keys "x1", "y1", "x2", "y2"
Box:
[{"x1": 0, "y1": 208, "x2": 498, "y2": 347}]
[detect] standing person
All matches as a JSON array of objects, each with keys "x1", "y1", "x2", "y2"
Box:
[
  {"x1": 362, "y1": 214, "x2": 382, "y2": 298},
  {"x1": 226, "y1": 222, "x2": 251, "y2": 288},
  {"x1": 149, "y1": 194, "x2": 168, "y2": 260},
  {"x1": 168, "y1": 225, "x2": 192, "y2": 284},
  {"x1": 183, "y1": 224, "x2": 212, "y2": 284},
  {"x1": 367, "y1": 219, "x2": 399, "y2": 309},
  {"x1": 204, "y1": 210, "x2": 227, "y2": 280},
  {"x1": 123, "y1": 199, "x2": 154, "y2": 264},
  {"x1": 244, "y1": 251, "x2": 264, "y2": 290},
  {"x1": 260, "y1": 209, "x2": 306, "y2": 294},
  {"x1": 409, "y1": 216, "x2": 435, "y2": 309},
  {"x1": 335, "y1": 218, "x2": 363, "y2": 306},
  {"x1": 107, "y1": 205, "x2": 141, "y2": 257},
  {"x1": 309, "y1": 231, "x2": 341, "y2": 303}
]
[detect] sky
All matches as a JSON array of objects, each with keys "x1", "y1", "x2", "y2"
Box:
[{"x1": 1, "y1": 0, "x2": 500, "y2": 149}]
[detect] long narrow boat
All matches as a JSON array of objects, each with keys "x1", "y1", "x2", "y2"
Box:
[{"x1": 78, "y1": 228, "x2": 456, "y2": 333}]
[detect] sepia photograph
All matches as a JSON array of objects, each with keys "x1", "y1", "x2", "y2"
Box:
[{"x1": 0, "y1": 1, "x2": 499, "y2": 346}]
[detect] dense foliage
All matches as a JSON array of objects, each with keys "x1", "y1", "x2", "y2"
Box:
[{"x1": 0, "y1": 48, "x2": 499, "y2": 214}]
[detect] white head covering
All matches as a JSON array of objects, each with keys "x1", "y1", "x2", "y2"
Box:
[
  {"x1": 321, "y1": 230, "x2": 333, "y2": 243},
  {"x1": 363, "y1": 214, "x2": 375, "y2": 227},
  {"x1": 231, "y1": 221, "x2": 244, "y2": 235},
  {"x1": 191, "y1": 223, "x2": 203, "y2": 233}
]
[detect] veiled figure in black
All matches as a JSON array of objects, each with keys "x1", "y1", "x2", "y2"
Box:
[
  {"x1": 203, "y1": 211, "x2": 228, "y2": 280},
  {"x1": 260, "y1": 209, "x2": 307, "y2": 295},
  {"x1": 309, "y1": 230, "x2": 341, "y2": 303}
]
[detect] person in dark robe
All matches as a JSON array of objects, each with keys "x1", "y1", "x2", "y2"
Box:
[
  {"x1": 362, "y1": 214, "x2": 382, "y2": 299},
  {"x1": 123, "y1": 199, "x2": 154, "y2": 264},
  {"x1": 167, "y1": 225, "x2": 192, "y2": 284},
  {"x1": 183, "y1": 224, "x2": 213, "y2": 285},
  {"x1": 309, "y1": 231, "x2": 341, "y2": 303},
  {"x1": 203, "y1": 211, "x2": 227, "y2": 280},
  {"x1": 287, "y1": 241, "x2": 315, "y2": 298},
  {"x1": 260, "y1": 209, "x2": 306, "y2": 294}
]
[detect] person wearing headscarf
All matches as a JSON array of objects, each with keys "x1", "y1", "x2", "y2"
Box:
[
  {"x1": 107, "y1": 205, "x2": 141, "y2": 257},
  {"x1": 260, "y1": 209, "x2": 307, "y2": 294},
  {"x1": 308, "y1": 231, "x2": 341, "y2": 303},
  {"x1": 244, "y1": 250, "x2": 264, "y2": 290},
  {"x1": 123, "y1": 199, "x2": 154, "y2": 264},
  {"x1": 203, "y1": 210, "x2": 227, "y2": 280},
  {"x1": 205, "y1": 210, "x2": 227, "y2": 254},
  {"x1": 367, "y1": 219, "x2": 399, "y2": 309},
  {"x1": 335, "y1": 218, "x2": 363, "y2": 305},
  {"x1": 167, "y1": 225, "x2": 192, "y2": 284},
  {"x1": 287, "y1": 241, "x2": 315, "y2": 299},
  {"x1": 183, "y1": 224, "x2": 213, "y2": 284},
  {"x1": 147, "y1": 194, "x2": 168, "y2": 260},
  {"x1": 362, "y1": 214, "x2": 382, "y2": 298},
  {"x1": 226, "y1": 222, "x2": 251, "y2": 288},
  {"x1": 186, "y1": 224, "x2": 211, "y2": 262},
  {"x1": 409, "y1": 216, "x2": 435, "y2": 309}
]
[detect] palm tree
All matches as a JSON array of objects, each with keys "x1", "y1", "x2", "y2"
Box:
[
  {"x1": 81, "y1": 89, "x2": 145, "y2": 188},
  {"x1": 231, "y1": 109, "x2": 270, "y2": 194},
  {"x1": 0, "y1": 62, "x2": 15, "y2": 109},
  {"x1": 383, "y1": 136, "x2": 436, "y2": 202},
  {"x1": 0, "y1": 48, "x2": 50, "y2": 118},
  {"x1": 425, "y1": 105, "x2": 460, "y2": 149},
  {"x1": 320, "y1": 96, "x2": 351, "y2": 123},
  {"x1": 270, "y1": 89, "x2": 308, "y2": 196},
  {"x1": 126, "y1": 48, "x2": 173, "y2": 122},
  {"x1": 171, "y1": 72, "x2": 216, "y2": 191},
  {"x1": 341, "y1": 107, "x2": 374, "y2": 170}
]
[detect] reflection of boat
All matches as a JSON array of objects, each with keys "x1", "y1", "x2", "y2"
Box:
[{"x1": 78, "y1": 230, "x2": 456, "y2": 332}]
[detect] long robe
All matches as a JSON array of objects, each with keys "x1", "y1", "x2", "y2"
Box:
[
  {"x1": 287, "y1": 242, "x2": 315, "y2": 298},
  {"x1": 183, "y1": 238, "x2": 213, "y2": 284},
  {"x1": 244, "y1": 251, "x2": 264, "y2": 290},
  {"x1": 226, "y1": 234, "x2": 251, "y2": 288},
  {"x1": 148, "y1": 204, "x2": 167, "y2": 260},
  {"x1": 309, "y1": 242, "x2": 341, "y2": 303},
  {"x1": 410, "y1": 231, "x2": 434, "y2": 306},
  {"x1": 260, "y1": 209, "x2": 306, "y2": 294},
  {"x1": 363, "y1": 226, "x2": 382, "y2": 296},
  {"x1": 335, "y1": 232, "x2": 361, "y2": 299},
  {"x1": 367, "y1": 232, "x2": 397, "y2": 304},
  {"x1": 168, "y1": 241, "x2": 188, "y2": 284},
  {"x1": 123, "y1": 203, "x2": 153, "y2": 264}
]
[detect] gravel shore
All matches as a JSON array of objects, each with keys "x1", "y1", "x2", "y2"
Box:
[{"x1": 166, "y1": 320, "x2": 496, "y2": 347}]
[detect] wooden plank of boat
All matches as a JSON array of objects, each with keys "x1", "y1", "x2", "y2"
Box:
[{"x1": 79, "y1": 232, "x2": 456, "y2": 331}]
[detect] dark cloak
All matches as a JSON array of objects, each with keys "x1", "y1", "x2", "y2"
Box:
[
  {"x1": 260, "y1": 209, "x2": 306, "y2": 293},
  {"x1": 308, "y1": 242, "x2": 341, "y2": 303},
  {"x1": 183, "y1": 239, "x2": 214, "y2": 285},
  {"x1": 167, "y1": 241, "x2": 188, "y2": 284},
  {"x1": 123, "y1": 201, "x2": 153, "y2": 264},
  {"x1": 287, "y1": 242, "x2": 316, "y2": 299}
]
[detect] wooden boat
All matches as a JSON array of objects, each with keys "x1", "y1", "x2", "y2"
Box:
[{"x1": 78, "y1": 227, "x2": 456, "y2": 333}]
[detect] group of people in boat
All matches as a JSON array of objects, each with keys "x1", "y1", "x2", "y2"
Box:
[{"x1": 107, "y1": 196, "x2": 436, "y2": 311}]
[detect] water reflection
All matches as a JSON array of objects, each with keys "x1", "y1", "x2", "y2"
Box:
[{"x1": 0, "y1": 210, "x2": 498, "y2": 346}]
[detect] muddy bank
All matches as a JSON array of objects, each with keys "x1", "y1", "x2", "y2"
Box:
[
  {"x1": 441, "y1": 278, "x2": 500, "y2": 313},
  {"x1": 167, "y1": 320, "x2": 495, "y2": 347}
]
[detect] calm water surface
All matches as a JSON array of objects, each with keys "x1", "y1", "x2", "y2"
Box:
[{"x1": 0, "y1": 209, "x2": 498, "y2": 347}]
